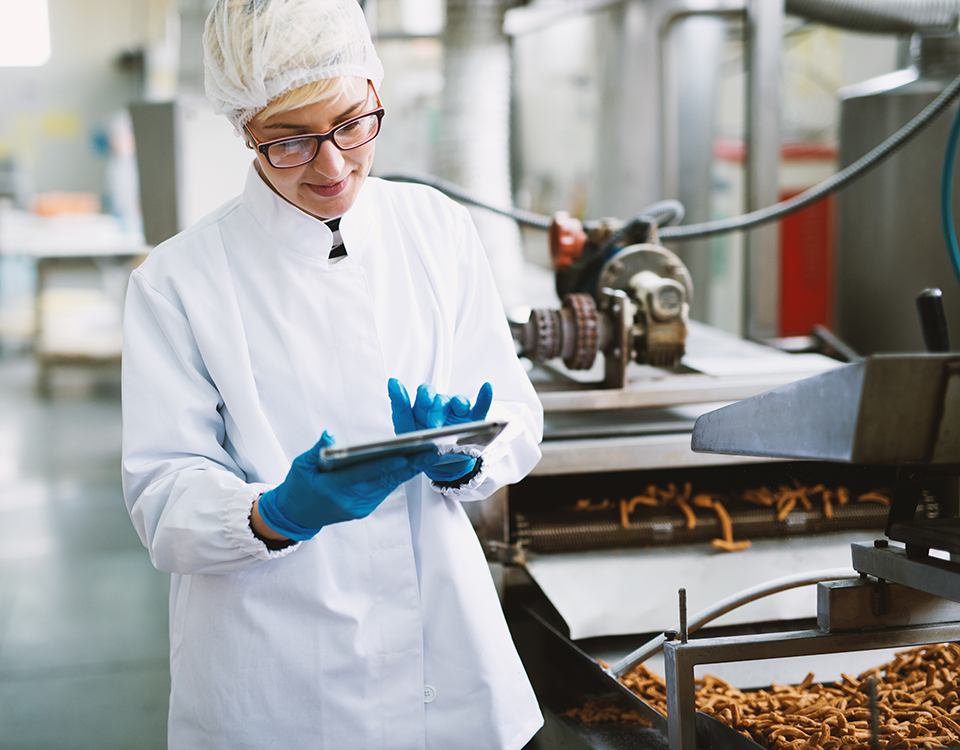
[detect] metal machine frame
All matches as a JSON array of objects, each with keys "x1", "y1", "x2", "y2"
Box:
[{"x1": 654, "y1": 352, "x2": 960, "y2": 750}]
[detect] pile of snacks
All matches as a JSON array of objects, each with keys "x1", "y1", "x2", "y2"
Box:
[
  {"x1": 611, "y1": 644, "x2": 960, "y2": 749},
  {"x1": 561, "y1": 698, "x2": 653, "y2": 727}
]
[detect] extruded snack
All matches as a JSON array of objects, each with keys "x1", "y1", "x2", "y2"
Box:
[
  {"x1": 590, "y1": 481, "x2": 891, "y2": 552},
  {"x1": 611, "y1": 644, "x2": 960, "y2": 750}
]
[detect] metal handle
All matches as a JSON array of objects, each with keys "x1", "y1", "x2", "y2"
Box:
[
  {"x1": 607, "y1": 568, "x2": 857, "y2": 677},
  {"x1": 916, "y1": 288, "x2": 950, "y2": 352}
]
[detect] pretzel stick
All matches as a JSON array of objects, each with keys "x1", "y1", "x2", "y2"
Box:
[
  {"x1": 676, "y1": 499, "x2": 697, "y2": 530},
  {"x1": 713, "y1": 499, "x2": 733, "y2": 542},
  {"x1": 712, "y1": 538, "x2": 752, "y2": 552},
  {"x1": 777, "y1": 496, "x2": 797, "y2": 522}
]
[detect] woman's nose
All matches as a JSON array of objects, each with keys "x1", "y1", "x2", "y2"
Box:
[{"x1": 312, "y1": 139, "x2": 346, "y2": 179}]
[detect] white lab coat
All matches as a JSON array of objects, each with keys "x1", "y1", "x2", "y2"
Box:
[{"x1": 121, "y1": 165, "x2": 544, "y2": 750}]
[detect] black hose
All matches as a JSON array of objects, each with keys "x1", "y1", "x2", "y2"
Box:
[
  {"x1": 660, "y1": 69, "x2": 960, "y2": 240},
  {"x1": 785, "y1": 0, "x2": 960, "y2": 35},
  {"x1": 381, "y1": 70, "x2": 960, "y2": 243},
  {"x1": 635, "y1": 199, "x2": 685, "y2": 228},
  {"x1": 375, "y1": 172, "x2": 555, "y2": 229}
]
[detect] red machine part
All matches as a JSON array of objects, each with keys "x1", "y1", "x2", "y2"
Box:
[{"x1": 549, "y1": 211, "x2": 588, "y2": 272}]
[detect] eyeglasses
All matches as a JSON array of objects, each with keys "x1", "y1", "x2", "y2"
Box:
[{"x1": 244, "y1": 82, "x2": 384, "y2": 169}]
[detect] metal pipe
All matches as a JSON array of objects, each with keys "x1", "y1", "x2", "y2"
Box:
[
  {"x1": 660, "y1": 69, "x2": 960, "y2": 239},
  {"x1": 439, "y1": 0, "x2": 527, "y2": 309},
  {"x1": 505, "y1": 0, "x2": 960, "y2": 36},
  {"x1": 744, "y1": 0, "x2": 784, "y2": 340},
  {"x1": 784, "y1": 0, "x2": 960, "y2": 35},
  {"x1": 608, "y1": 567, "x2": 857, "y2": 677}
]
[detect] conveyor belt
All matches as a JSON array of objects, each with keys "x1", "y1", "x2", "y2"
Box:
[
  {"x1": 509, "y1": 461, "x2": 896, "y2": 555},
  {"x1": 516, "y1": 503, "x2": 887, "y2": 554}
]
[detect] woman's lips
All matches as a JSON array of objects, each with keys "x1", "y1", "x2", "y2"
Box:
[{"x1": 307, "y1": 177, "x2": 348, "y2": 198}]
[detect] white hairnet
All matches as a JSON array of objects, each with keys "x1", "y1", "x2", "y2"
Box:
[{"x1": 203, "y1": 0, "x2": 384, "y2": 128}]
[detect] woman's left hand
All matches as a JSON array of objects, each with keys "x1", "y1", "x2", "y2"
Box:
[
  {"x1": 387, "y1": 379, "x2": 492, "y2": 434},
  {"x1": 387, "y1": 378, "x2": 492, "y2": 486}
]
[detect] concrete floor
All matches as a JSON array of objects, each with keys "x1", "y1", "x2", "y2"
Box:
[
  {"x1": 0, "y1": 355, "x2": 169, "y2": 749},
  {"x1": 0, "y1": 353, "x2": 548, "y2": 750}
]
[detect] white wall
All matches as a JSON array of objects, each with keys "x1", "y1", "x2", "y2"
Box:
[{"x1": 0, "y1": 0, "x2": 168, "y2": 204}]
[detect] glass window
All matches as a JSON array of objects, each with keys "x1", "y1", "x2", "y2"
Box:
[{"x1": 0, "y1": 0, "x2": 51, "y2": 67}]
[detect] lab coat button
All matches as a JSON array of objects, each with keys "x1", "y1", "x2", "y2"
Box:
[{"x1": 423, "y1": 685, "x2": 436, "y2": 703}]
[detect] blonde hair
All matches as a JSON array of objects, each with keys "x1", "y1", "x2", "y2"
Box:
[{"x1": 256, "y1": 77, "x2": 350, "y2": 123}]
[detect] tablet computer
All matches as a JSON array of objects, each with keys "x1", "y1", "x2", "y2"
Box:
[{"x1": 318, "y1": 420, "x2": 507, "y2": 470}]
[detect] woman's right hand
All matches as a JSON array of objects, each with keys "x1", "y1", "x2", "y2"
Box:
[{"x1": 256, "y1": 432, "x2": 439, "y2": 541}]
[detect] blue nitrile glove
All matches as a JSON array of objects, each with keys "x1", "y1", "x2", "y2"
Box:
[
  {"x1": 421, "y1": 453, "x2": 479, "y2": 482},
  {"x1": 387, "y1": 379, "x2": 493, "y2": 484},
  {"x1": 387, "y1": 379, "x2": 493, "y2": 432},
  {"x1": 258, "y1": 431, "x2": 440, "y2": 541}
]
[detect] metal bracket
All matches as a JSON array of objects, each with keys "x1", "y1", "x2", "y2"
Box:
[
  {"x1": 852, "y1": 541, "x2": 960, "y2": 604},
  {"x1": 817, "y1": 577, "x2": 960, "y2": 631},
  {"x1": 600, "y1": 287, "x2": 632, "y2": 389}
]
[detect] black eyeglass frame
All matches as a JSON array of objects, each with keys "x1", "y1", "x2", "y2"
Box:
[{"x1": 243, "y1": 82, "x2": 384, "y2": 169}]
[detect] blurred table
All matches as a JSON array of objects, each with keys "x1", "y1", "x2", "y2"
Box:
[{"x1": 0, "y1": 207, "x2": 150, "y2": 394}]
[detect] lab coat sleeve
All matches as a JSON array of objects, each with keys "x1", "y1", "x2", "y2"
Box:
[
  {"x1": 432, "y1": 205, "x2": 543, "y2": 501},
  {"x1": 121, "y1": 270, "x2": 299, "y2": 574}
]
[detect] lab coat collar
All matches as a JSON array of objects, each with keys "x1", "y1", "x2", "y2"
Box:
[{"x1": 241, "y1": 163, "x2": 373, "y2": 263}]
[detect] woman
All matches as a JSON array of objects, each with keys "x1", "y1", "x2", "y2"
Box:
[{"x1": 120, "y1": 0, "x2": 545, "y2": 747}]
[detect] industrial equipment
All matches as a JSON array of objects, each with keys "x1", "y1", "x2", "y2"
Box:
[
  {"x1": 406, "y1": 12, "x2": 960, "y2": 747},
  {"x1": 837, "y1": 34, "x2": 960, "y2": 355},
  {"x1": 476, "y1": 274, "x2": 893, "y2": 749},
  {"x1": 497, "y1": 301, "x2": 960, "y2": 750},
  {"x1": 659, "y1": 349, "x2": 960, "y2": 750},
  {"x1": 511, "y1": 211, "x2": 693, "y2": 386}
]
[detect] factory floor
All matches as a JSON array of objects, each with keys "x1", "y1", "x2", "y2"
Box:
[
  {"x1": 0, "y1": 353, "x2": 551, "y2": 750},
  {"x1": 0, "y1": 353, "x2": 169, "y2": 749}
]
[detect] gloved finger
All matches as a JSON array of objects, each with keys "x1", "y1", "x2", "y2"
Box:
[
  {"x1": 309, "y1": 431, "x2": 338, "y2": 469},
  {"x1": 387, "y1": 378, "x2": 417, "y2": 434},
  {"x1": 407, "y1": 447, "x2": 442, "y2": 472},
  {"x1": 412, "y1": 383, "x2": 437, "y2": 428},
  {"x1": 426, "y1": 454, "x2": 477, "y2": 482},
  {"x1": 449, "y1": 395, "x2": 471, "y2": 420},
  {"x1": 425, "y1": 393, "x2": 451, "y2": 429},
  {"x1": 314, "y1": 430, "x2": 336, "y2": 471},
  {"x1": 429, "y1": 453, "x2": 475, "y2": 473},
  {"x1": 434, "y1": 452, "x2": 473, "y2": 467},
  {"x1": 387, "y1": 377, "x2": 410, "y2": 409},
  {"x1": 469, "y1": 382, "x2": 494, "y2": 421}
]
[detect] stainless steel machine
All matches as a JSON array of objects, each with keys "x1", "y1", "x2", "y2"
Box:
[
  {"x1": 483, "y1": 210, "x2": 960, "y2": 748},
  {"x1": 663, "y1": 352, "x2": 960, "y2": 750},
  {"x1": 484, "y1": 216, "x2": 892, "y2": 576},
  {"x1": 499, "y1": 346, "x2": 959, "y2": 750}
]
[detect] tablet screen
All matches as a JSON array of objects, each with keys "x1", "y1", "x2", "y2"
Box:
[{"x1": 318, "y1": 420, "x2": 507, "y2": 470}]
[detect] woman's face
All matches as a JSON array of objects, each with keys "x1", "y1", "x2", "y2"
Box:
[{"x1": 246, "y1": 77, "x2": 377, "y2": 220}]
